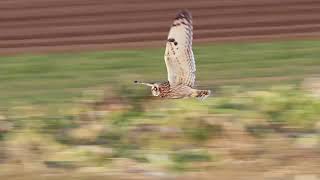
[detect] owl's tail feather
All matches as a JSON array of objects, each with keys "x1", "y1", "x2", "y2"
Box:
[{"x1": 192, "y1": 89, "x2": 211, "y2": 100}]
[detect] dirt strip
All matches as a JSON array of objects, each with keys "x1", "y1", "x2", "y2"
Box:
[{"x1": 0, "y1": 0, "x2": 320, "y2": 55}]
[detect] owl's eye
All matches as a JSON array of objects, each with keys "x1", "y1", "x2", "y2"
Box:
[{"x1": 153, "y1": 87, "x2": 158, "y2": 91}]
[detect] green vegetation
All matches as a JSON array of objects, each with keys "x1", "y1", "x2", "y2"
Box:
[
  {"x1": 0, "y1": 40, "x2": 320, "y2": 175},
  {"x1": 1, "y1": 40, "x2": 320, "y2": 108}
]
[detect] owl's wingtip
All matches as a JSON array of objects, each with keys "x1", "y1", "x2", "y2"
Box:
[{"x1": 176, "y1": 9, "x2": 192, "y2": 21}]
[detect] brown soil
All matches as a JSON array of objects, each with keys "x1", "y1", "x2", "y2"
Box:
[{"x1": 1, "y1": 0, "x2": 320, "y2": 55}]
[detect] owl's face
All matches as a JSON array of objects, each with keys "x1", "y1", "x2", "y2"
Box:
[
  {"x1": 151, "y1": 84, "x2": 160, "y2": 96},
  {"x1": 134, "y1": 81, "x2": 160, "y2": 96}
]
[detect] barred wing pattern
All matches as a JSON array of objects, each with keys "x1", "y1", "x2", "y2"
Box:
[{"x1": 164, "y1": 10, "x2": 196, "y2": 88}]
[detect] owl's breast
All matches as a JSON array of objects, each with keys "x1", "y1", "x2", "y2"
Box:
[{"x1": 158, "y1": 82, "x2": 171, "y2": 98}]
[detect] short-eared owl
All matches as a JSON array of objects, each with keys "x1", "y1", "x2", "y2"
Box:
[{"x1": 135, "y1": 10, "x2": 211, "y2": 100}]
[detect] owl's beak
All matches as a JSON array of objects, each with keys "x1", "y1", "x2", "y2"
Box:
[{"x1": 134, "y1": 81, "x2": 154, "y2": 87}]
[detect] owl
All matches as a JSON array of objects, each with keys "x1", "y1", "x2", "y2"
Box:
[{"x1": 135, "y1": 10, "x2": 211, "y2": 100}]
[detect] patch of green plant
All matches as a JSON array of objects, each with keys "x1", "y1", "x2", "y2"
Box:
[
  {"x1": 171, "y1": 150, "x2": 211, "y2": 163},
  {"x1": 170, "y1": 149, "x2": 212, "y2": 171},
  {"x1": 183, "y1": 118, "x2": 222, "y2": 142}
]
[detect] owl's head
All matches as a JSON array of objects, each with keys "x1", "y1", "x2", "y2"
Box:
[{"x1": 134, "y1": 81, "x2": 160, "y2": 96}]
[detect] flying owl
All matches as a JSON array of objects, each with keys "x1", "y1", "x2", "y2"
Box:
[{"x1": 135, "y1": 10, "x2": 211, "y2": 100}]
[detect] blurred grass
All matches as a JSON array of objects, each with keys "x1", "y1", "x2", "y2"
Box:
[
  {"x1": 1, "y1": 40, "x2": 320, "y2": 109},
  {"x1": 1, "y1": 40, "x2": 320, "y2": 177}
]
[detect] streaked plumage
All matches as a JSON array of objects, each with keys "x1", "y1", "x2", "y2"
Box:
[{"x1": 135, "y1": 10, "x2": 211, "y2": 100}]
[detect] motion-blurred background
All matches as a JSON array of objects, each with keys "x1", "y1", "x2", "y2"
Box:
[{"x1": 1, "y1": 0, "x2": 320, "y2": 179}]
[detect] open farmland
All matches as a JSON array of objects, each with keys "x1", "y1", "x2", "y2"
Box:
[
  {"x1": 1, "y1": 1, "x2": 320, "y2": 179},
  {"x1": 1, "y1": 41, "x2": 320, "y2": 179},
  {"x1": 1, "y1": 0, "x2": 320, "y2": 54},
  {"x1": 0, "y1": 40, "x2": 320, "y2": 108}
]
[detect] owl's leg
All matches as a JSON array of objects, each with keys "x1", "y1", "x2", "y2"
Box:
[{"x1": 191, "y1": 89, "x2": 211, "y2": 100}]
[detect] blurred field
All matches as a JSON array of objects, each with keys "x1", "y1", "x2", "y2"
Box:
[
  {"x1": 1, "y1": 40, "x2": 320, "y2": 180},
  {"x1": 1, "y1": 0, "x2": 320, "y2": 54},
  {"x1": 1, "y1": 40, "x2": 320, "y2": 108}
]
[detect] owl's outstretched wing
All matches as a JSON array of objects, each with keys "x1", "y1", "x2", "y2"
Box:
[{"x1": 164, "y1": 10, "x2": 196, "y2": 88}]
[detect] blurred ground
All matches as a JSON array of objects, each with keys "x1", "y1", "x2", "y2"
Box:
[
  {"x1": 1, "y1": 0, "x2": 320, "y2": 54},
  {"x1": 1, "y1": 41, "x2": 320, "y2": 180},
  {"x1": 1, "y1": 40, "x2": 320, "y2": 108}
]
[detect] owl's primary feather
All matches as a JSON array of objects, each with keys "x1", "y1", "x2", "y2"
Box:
[{"x1": 164, "y1": 10, "x2": 196, "y2": 88}]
